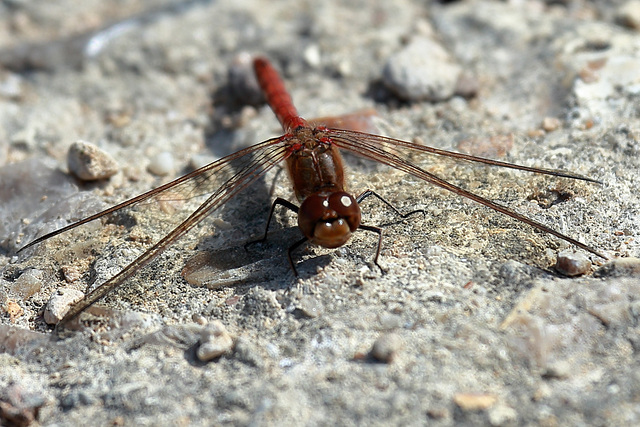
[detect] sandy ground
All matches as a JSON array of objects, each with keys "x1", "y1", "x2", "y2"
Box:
[{"x1": 1, "y1": 0, "x2": 639, "y2": 425}]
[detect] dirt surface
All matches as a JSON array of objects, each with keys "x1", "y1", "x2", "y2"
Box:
[{"x1": 1, "y1": 0, "x2": 639, "y2": 425}]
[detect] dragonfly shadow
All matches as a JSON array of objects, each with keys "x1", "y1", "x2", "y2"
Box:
[
  {"x1": 186, "y1": 127, "x2": 276, "y2": 233},
  {"x1": 103, "y1": 210, "x2": 138, "y2": 229},
  {"x1": 177, "y1": 75, "x2": 299, "y2": 291},
  {"x1": 183, "y1": 223, "x2": 335, "y2": 288},
  {"x1": 182, "y1": 227, "x2": 299, "y2": 289}
]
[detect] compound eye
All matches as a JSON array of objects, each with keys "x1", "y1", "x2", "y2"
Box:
[{"x1": 328, "y1": 193, "x2": 359, "y2": 230}]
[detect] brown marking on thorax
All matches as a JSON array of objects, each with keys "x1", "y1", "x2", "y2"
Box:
[{"x1": 285, "y1": 127, "x2": 345, "y2": 201}]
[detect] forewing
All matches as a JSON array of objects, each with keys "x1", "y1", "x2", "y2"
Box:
[
  {"x1": 330, "y1": 129, "x2": 599, "y2": 183},
  {"x1": 21, "y1": 136, "x2": 289, "y2": 323},
  {"x1": 330, "y1": 129, "x2": 606, "y2": 259}
]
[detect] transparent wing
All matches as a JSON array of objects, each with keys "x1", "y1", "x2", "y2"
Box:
[
  {"x1": 329, "y1": 128, "x2": 607, "y2": 259},
  {"x1": 20, "y1": 136, "x2": 290, "y2": 323},
  {"x1": 330, "y1": 128, "x2": 600, "y2": 183}
]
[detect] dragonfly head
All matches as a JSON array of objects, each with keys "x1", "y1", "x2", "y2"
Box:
[{"x1": 298, "y1": 191, "x2": 361, "y2": 248}]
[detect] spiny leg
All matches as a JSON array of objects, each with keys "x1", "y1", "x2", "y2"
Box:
[
  {"x1": 244, "y1": 197, "x2": 311, "y2": 275},
  {"x1": 287, "y1": 237, "x2": 309, "y2": 277},
  {"x1": 357, "y1": 224, "x2": 385, "y2": 273},
  {"x1": 356, "y1": 189, "x2": 425, "y2": 222},
  {"x1": 245, "y1": 197, "x2": 299, "y2": 249},
  {"x1": 355, "y1": 190, "x2": 427, "y2": 273}
]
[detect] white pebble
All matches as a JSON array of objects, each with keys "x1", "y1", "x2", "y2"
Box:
[
  {"x1": 44, "y1": 288, "x2": 85, "y2": 325},
  {"x1": 67, "y1": 140, "x2": 118, "y2": 181},
  {"x1": 196, "y1": 320, "x2": 234, "y2": 362},
  {"x1": 370, "y1": 333, "x2": 403, "y2": 363},
  {"x1": 297, "y1": 296, "x2": 323, "y2": 318},
  {"x1": 542, "y1": 117, "x2": 561, "y2": 132},
  {"x1": 303, "y1": 44, "x2": 321, "y2": 68},
  {"x1": 148, "y1": 151, "x2": 175, "y2": 176},
  {"x1": 383, "y1": 37, "x2": 462, "y2": 101},
  {"x1": 0, "y1": 72, "x2": 23, "y2": 99}
]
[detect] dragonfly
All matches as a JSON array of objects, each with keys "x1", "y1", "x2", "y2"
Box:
[{"x1": 19, "y1": 56, "x2": 608, "y2": 325}]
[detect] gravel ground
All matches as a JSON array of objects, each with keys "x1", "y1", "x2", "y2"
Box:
[{"x1": 1, "y1": 0, "x2": 639, "y2": 425}]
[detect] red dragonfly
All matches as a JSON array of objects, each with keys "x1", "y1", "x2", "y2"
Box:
[{"x1": 20, "y1": 56, "x2": 607, "y2": 324}]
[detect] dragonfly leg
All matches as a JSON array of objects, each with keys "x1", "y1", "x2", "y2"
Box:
[
  {"x1": 245, "y1": 197, "x2": 299, "y2": 250},
  {"x1": 357, "y1": 224, "x2": 386, "y2": 274},
  {"x1": 356, "y1": 190, "x2": 425, "y2": 273},
  {"x1": 287, "y1": 237, "x2": 309, "y2": 276},
  {"x1": 356, "y1": 189, "x2": 425, "y2": 221}
]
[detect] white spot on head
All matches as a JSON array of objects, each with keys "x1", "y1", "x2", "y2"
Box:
[
  {"x1": 340, "y1": 195, "x2": 352, "y2": 207},
  {"x1": 322, "y1": 199, "x2": 329, "y2": 207}
]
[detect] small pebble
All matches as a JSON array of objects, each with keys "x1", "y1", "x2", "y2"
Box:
[
  {"x1": 616, "y1": 0, "x2": 640, "y2": 30},
  {"x1": 370, "y1": 333, "x2": 402, "y2": 363},
  {"x1": 542, "y1": 360, "x2": 571, "y2": 379},
  {"x1": 533, "y1": 383, "x2": 552, "y2": 401},
  {"x1": 61, "y1": 265, "x2": 83, "y2": 283},
  {"x1": 5, "y1": 300, "x2": 24, "y2": 322},
  {"x1": 453, "y1": 393, "x2": 497, "y2": 411},
  {"x1": 297, "y1": 296, "x2": 323, "y2": 318},
  {"x1": 454, "y1": 71, "x2": 479, "y2": 99},
  {"x1": 378, "y1": 312, "x2": 402, "y2": 330},
  {"x1": 197, "y1": 320, "x2": 234, "y2": 362},
  {"x1": 44, "y1": 288, "x2": 85, "y2": 325},
  {"x1": 9, "y1": 269, "x2": 44, "y2": 299},
  {"x1": 67, "y1": 140, "x2": 118, "y2": 181},
  {"x1": 303, "y1": 44, "x2": 321, "y2": 68},
  {"x1": 0, "y1": 72, "x2": 23, "y2": 99},
  {"x1": 147, "y1": 151, "x2": 175, "y2": 176},
  {"x1": 555, "y1": 250, "x2": 591, "y2": 276},
  {"x1": 542, "y1": 117, "x2": 561, "y2": 132},
  {"x1": 382, "y1": 37, "x2": 462, "y2": 102},
  {"x1": 426, "y1": 406, "x2": 450, "y2": 420},
  {"x1": 488, "y1": 404, "x2": 518, "y2": 426}
]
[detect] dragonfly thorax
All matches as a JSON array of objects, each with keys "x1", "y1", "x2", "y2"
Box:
[{"x1": 285, "y1": 128, "x2": 346, "y2": 202}]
